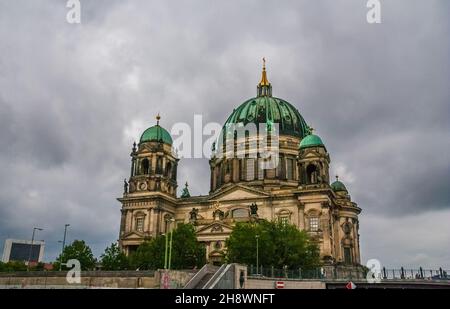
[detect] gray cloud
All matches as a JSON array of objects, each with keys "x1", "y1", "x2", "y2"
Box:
[{"x1": 0, "y1": 0, "x2": 448, "y2": 267}]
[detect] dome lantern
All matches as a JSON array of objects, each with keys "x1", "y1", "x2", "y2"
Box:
[{"x1": 257, "y1": 58, "x2": 272, "y2": 97}]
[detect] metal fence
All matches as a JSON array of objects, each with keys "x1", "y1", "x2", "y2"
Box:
[
  {"x1": 248, "y1": 265, "x2": 325, "y2": 279},
  {"x1": 247, "y1": 265, "x2": 450, "y2": 281},
  {"x1": 379, "y1": 267, "x2": 448, "y2": 280}
]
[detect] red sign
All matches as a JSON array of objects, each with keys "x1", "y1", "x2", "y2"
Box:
[
  {"x1": 345, "y1": 281, "x2": 356, "y2": 289},
  {"x1": 275, "y1": 281, "x2": 285, "y2": 289}
]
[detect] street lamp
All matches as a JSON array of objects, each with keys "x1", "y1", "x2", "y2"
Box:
[
  {"x1": 168, "y1": 218, "x2": 176, "y2": 270},
  {"x1": 164, "y1": 217, "x2": 176, "y2": 269},
  {"x1": 27, "y1": 227, "x2": 43, "y2": 271},
  {"x1": 255, "y1": 234, "x2": 259, "y2": 275},
  {"x1": 59, "y1": 224, "x2": 70, "y2": 271}
]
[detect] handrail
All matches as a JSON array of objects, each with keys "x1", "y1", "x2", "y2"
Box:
[
  {"x1": 183, "y1": 265, "x2": 209, "y2": 289},
  {"x1": 203, "y1": 264, "x2": 227, "y2": 289},
  {"x1": 206, "y1": 264, "x2": 232, "y2": 289}
]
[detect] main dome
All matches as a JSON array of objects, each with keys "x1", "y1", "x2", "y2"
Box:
[
  {"x1": 221, "y1": 59, "x2": 309, "y2": 139},
  {"x1": 223, "y1": 96, "x2": 309, "y2": 138}
]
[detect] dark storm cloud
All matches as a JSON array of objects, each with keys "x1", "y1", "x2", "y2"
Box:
[{"x1": 0, "y1": 0, "x2": 448, "y2": 267}]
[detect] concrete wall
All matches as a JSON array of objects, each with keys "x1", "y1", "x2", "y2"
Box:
[
  {"x1": 246, "y1": 278, "x2": 325, "y2": 289},
  {"x1": 156, "y1": 269, "x2": 196, "y2": 289},
  {"x1": 0, "y1": 272, "x2": 157, "y2": 289}
]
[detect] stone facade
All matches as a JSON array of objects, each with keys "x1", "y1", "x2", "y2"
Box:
[{"x1": 118, "y1": 65, "x2": 362, "y2": 267}]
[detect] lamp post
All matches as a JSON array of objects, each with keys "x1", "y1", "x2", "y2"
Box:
[
  {"x1": 27, "y1": 227, "x2": 43, "y2": 271},
  {"x1": 164, "y1": 233, "x2": 168, "y2": 269},
  {"x1": 59, "y1": 224, "x2": 70, "y2": 271},
  {"x1": 255, "y1": 234, "x2": 259, "y2": 275},
  {"x1": 164, "y1": 218, "x2": 170, "y2": 269},
  {"x1": 168, "y1": 218, "x2": 176, "y2": 270}
]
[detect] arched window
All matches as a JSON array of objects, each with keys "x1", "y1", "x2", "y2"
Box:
[
  {"x1": 134, "y1": 214, "x2": 145, "y2": 232},
  {"x1": 165, "y1": 162, "x2": 172, "y2": 177},
  {"x1": 306, "y1": 164, "x2": 319, "y2": 184},
  {"x1": 278, "y1": 210, "x2": 291, "y2": 226},
  {"x1": 343, "y1": 247, "x2": 352, "y2": 265},
  {"x1": 141, "y1": 158, "x2": 150, "y2": 175},
  {"x1": 171, "y1": 164, "x2": 177, "y2": 180},
  {"x1": 225, "y1": 160, "x2": 231, "y2": 174},
  {"x1": 286, "y1": 158, "x2": 294, "y2": 180},
  {"x1": 232, "y1": 208, "x2": 248, "y2": 218},
  {"x1": 277, "y1": 155, "x2": 285, "y2": 179},
  {"x1": 156, "y1": 157, "x2": 163, "y2": 174}
]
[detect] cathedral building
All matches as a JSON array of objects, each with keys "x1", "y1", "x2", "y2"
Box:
[{"x1": 117, "y1": 63, "x2": 362, "y2": 267}]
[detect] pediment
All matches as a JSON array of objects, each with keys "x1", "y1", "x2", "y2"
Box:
[
  {"x1": 209, "y1": 184, "x2": 269, "y2": 202},
  {"x1": 196, "y1": 222, "x2": 234, "y2": 235},
  {"x1": 121, "y1": 231, "x2": 146, "y2": 239}
]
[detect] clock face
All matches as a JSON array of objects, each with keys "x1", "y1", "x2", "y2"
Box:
[{"x1": 139, "y1": 182, "x2": 147, "y2": 191}]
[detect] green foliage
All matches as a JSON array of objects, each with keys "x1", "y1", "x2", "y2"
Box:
[
  {"x1": 100, "y1": 243, "x2": 129, "y2": 270},
  {"x1": 226, "y1": 220, "x2": 321, "y2": 269},
  {"x1": 0, "y1": 261, "x2": 27, "y2": 272},
  {"x1": 130, "y1": 223, "x2": 206, "y2": 270},
  {"x1": 171, "y1": 223, "x2": 206, "y2": 269},
  {"x1": 130, "y1": 238, "x2": 164, "y2": 270},
  {"x1": 55, "y1": 240, "x2": 96, "y2": 271}
]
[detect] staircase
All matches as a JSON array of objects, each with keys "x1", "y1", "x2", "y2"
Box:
[
  {"x1": 184, "y1": 263, "x2": 246, "y2": 289},
  {"x1": 193, "y1": 269, "x2": 217, "y2": 289},
  {"x1": 183, "y1": 264, "x2": 219, "y2": 289}
]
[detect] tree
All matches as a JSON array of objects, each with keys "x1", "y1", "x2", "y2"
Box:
[
  {"x1": 226, "y1": 220, "x2": 321, "y2": 270},
  {"x1": 130, "y1": 238, "x2": 164, "y2": 270},
  {"x1": 0, "y1": 261, "x2": 27, "y2": 272},
  {"x1": 100, "y1": 243, "x2": 129, "y2": 270},
  {"x1": 171, "y1": 223, "x2": 206, "y2": 269},
  {"x1": 55, "y1": 240, "x2": 96, "y2": 271},
  {"x1": 130, "y1": 223, "x2": 206, "y2": 270}
]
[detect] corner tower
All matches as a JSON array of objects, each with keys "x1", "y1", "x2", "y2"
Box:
[
  {"x1": 118, "y1": 115, "x2": 178, "y2": 255},
  {"x1": 127, "y1": 114, "x2": 178, "y2": 197}
]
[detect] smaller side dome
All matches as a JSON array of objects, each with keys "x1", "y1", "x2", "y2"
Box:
[
  {"x1": 139, "y1": 115, "x2": 173, "y2": 145},
  {"x1": 331, "y1": 176, "x2": 348, "y2": 192},
  {"x1": 299, "y1": 133, "x2": 324, "y2": 149}
]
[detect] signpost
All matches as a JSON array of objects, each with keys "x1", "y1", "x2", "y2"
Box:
[{"x1": 275, "y1": 281, "x2": 285, "y2": 289}]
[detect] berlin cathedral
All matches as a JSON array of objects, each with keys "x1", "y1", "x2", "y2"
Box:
[{"x1": 118, "y1": 62, "x2": 362, "y2": 267}]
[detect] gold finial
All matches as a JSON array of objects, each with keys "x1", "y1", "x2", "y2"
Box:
[
  {"x1": 156, "y1": 113, "x2": 161, "y2": 125},
  {"x1": 259, "y1": 57, "x2": 270, "y2": 86}
]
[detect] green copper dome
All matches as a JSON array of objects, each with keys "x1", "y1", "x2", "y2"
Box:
[
  {"x1": 222, "y1": 96, "x2": 309, "y2": 138},
  {"x1": 331, "y1": 180, "x2": 348, "y2": 192},
  {"x1": 140, "y1": 125, "x2": 173, "y2": 145},
  {"x1": 299, "y1": 134, "x2": 324, "y2": 149}
]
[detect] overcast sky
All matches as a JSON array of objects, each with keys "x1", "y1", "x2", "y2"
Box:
[{"x1": 0, "y1": 0, "x2": 448, "y2": 268}]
